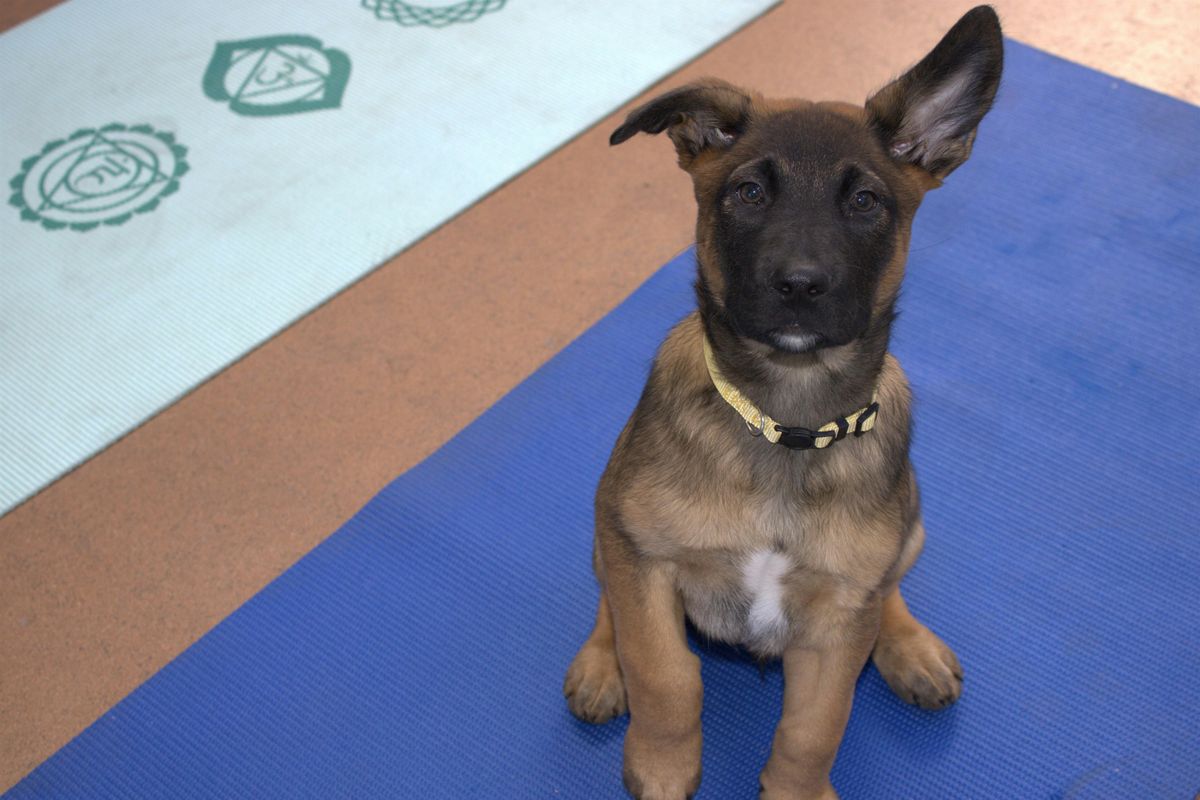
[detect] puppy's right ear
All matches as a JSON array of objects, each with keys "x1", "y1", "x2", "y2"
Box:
[{"x1": 610, "y1": 79, "x2": 753, "y2": 169}]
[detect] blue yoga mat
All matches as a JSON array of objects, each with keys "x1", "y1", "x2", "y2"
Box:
[{"x1": 8, "y1": 40, "x2": 1198, "y2": 799}]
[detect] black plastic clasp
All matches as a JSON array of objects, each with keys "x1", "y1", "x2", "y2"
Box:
[{"x1": 775, "y1": 426, "x2": 817, "y2": 450}]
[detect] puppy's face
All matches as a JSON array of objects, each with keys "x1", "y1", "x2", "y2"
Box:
[
  {"x1": 611, "y1": 6, "x2": 1003, "y2": 355},
  {"x1": 701, "y1": 106, "x2": 918, "y2": 354}
]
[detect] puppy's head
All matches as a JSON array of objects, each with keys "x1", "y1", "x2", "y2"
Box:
[{"x1": 611, "y1": 6, "x2": 1003, "y2": 355}]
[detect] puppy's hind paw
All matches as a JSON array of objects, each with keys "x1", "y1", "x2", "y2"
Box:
[
  {"x1": 564, "y1": 641, "x2": 627, "y2": 724},
  {"x1": 873, "y1": 624, "x2": 963, "y2": 710}
]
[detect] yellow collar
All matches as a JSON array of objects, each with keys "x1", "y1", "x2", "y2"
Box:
[{"x1": 702, "y1": 337, "x2": 879, "y2": 450}]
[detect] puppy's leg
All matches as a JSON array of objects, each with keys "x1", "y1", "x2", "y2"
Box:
[
  {"x1": 602, "y1": 525, "x2": 703, "y2": 800},
  {"x1": 759, "y1": 613, "x2": 880, "y2": 800},
  {"x1": 872, "y1": 586, "x2": 963, "y2": 710},
  {"x1": 564, "y1": 589, "x2": 628, "y2": 723}
]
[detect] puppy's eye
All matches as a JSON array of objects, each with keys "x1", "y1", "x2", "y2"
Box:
[
  {"x1": 851, "y1": 190, "x2": 878, "y2": 212},
  {"x1": 737, "y1": 182, "x2": 765, "y2": 205}
]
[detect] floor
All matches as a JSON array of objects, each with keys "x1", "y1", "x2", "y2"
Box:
[{"x1": 2, "y1": 0, "x2": 1197, "y2": 790}]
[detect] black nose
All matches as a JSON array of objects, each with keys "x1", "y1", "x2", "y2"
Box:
[{"x1": 773, "y1": 268, "x2": 829, "y2": 298}]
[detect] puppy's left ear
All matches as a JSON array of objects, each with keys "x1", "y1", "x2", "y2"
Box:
[{"x1": 866, "y1": 5, "x2": 1003, "y2": 179}]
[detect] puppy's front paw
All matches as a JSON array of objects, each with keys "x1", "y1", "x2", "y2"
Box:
[
  {"x1": 564, "y1": 641, "x2": 627, "y2": 724},
  {"x1": 623, "y1": 723, "x2": 702, "y2": 800},
  {"x1": 872, "y1": 624, "x2": 963, "y2": 710}
]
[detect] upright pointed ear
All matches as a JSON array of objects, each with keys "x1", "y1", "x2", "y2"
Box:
[
  {"x1": 610, "y1": 79, "x2": 753, "y2": 169},
  {"x1": 866, "y1": 5, "x2": 1003, "y2": 179}
]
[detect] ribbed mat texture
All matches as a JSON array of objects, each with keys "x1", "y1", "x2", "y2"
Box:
[
  {"x1": 0, "y1": 0, "x2": 777, "y2": 514},
  {"x1": 7, "y1": 41, "x2": 1198, "y2": 799}
]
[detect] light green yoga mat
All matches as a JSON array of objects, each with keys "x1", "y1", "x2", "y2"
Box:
[{"x1": 0, "y1": 0, "x2": 777, "y2": 515}]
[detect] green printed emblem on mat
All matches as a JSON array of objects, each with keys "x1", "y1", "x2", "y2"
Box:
[
  {"x1": 203, "y1": 35, "x2": 351, "y2": 116},
  {"x1": 363, "y1": 0, "x2": 507, "y2": 28},
  {"x1": 8, "y1": 124, "x2": 188, "y2": 232}
]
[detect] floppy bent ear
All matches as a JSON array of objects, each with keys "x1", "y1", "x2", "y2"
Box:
[
  {"x1": 610, "y1": 79, "x2": 753, "y2": 169},
  {"x1": 866, "y1": 5, "x2": 1003, "y2": 179}
]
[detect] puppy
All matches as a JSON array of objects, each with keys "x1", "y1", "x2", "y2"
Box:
[{"x1": 564, "y1": 7, "x2": 1002, "y2": 799}]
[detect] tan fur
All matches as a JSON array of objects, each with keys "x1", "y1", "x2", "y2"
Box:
[
  {"x1": 565, "y1": 300, "x2": 961, "y2": 797},
  {"x1": 604, "y1": 314, "x2": 914, "y2": 656}
]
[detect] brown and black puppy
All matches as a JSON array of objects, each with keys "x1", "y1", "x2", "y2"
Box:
[{"x1": 564, "y1": 7, "x2": 1002, "y2": 800}]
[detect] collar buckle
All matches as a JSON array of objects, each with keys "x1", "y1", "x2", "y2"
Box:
[{"x1": 774, "y1": 425, "x2": 818, "y2": 450}]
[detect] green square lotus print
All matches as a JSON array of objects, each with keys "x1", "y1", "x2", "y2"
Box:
[{"x1": 203, "y1": 35, "x2": 351, "y2": 117}]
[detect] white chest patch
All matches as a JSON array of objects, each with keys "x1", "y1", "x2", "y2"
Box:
[{"x1": 741, "y1": 549, "x2": 792, "y2": 636}]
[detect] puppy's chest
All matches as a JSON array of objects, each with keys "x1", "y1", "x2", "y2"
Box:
[
  {"x1": 622, "y1": 457, "x2": 892, "y2": 655},
  {"x1": 675, "y1": 541, "x2": 868, "y2": 657}
]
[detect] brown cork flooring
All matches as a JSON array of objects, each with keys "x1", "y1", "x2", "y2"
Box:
[{"x1": 2, "y1": 0, "x2": 1197, "y2": 789}]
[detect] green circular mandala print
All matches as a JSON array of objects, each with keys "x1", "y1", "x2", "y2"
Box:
[
  {"x1": 8, "y1": 124, "x2": 188, "y2": 232},
  {"x1": 363, "y1": 0, "x2": 507, "y2": 28}
]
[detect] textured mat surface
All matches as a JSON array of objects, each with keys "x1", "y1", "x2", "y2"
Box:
[
  {"x1": 0, "y1": 0, "x2": 776, "y2": 515},
  {"x1": 7, "y1": 40, "x2": 1199, "y2": 799}
]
